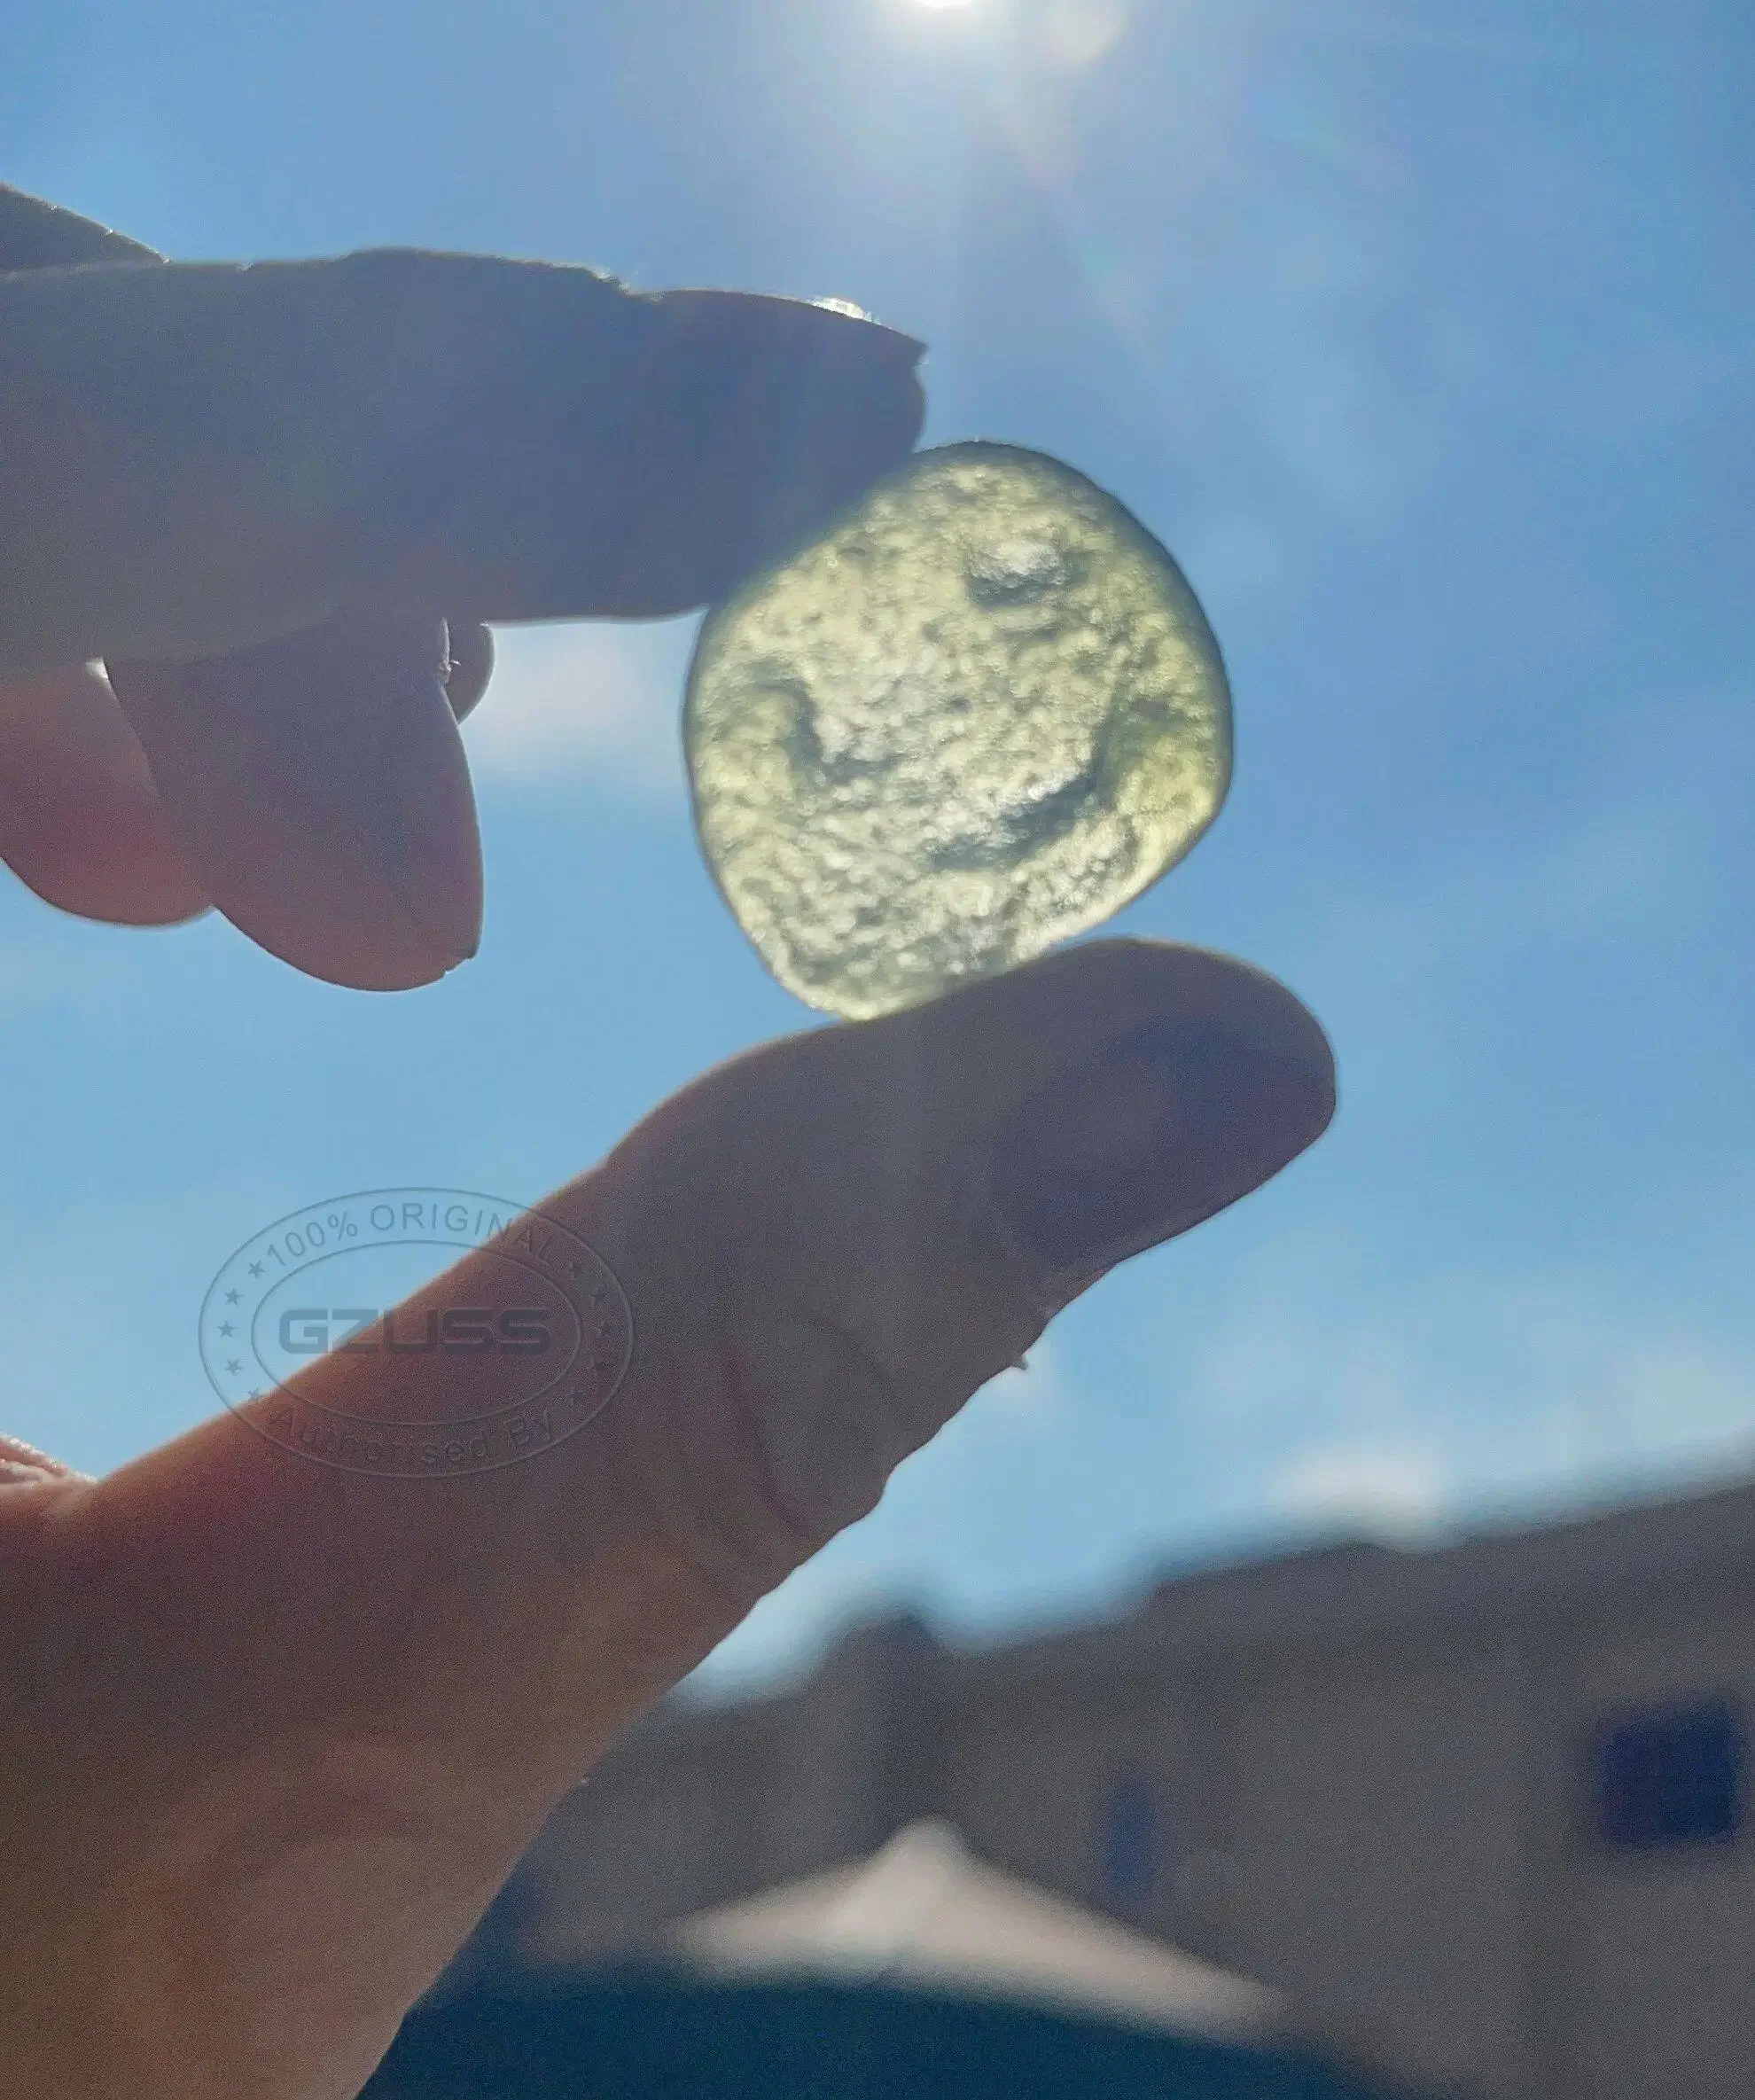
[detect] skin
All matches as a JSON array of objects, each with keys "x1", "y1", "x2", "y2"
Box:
[
  {"x1": 0, "y1": 195, "x2": 925, "y2": 983},
  {"x1": 0, "y1": 190, "x2": 1338, "y2": 2100}
]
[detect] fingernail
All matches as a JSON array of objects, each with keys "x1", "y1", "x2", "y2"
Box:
[
  {"x1": 442, "y1": 620, "x2": 495, "y2": 725},
  {"x1": 809, "y1": 302, "x2": 928, "y2": 365},
  {"x1": 378, "y1": 710, "x2": 483, "y2": 968},
  {"x1": 987, "y1": 1016, "x2": 1335, "y2": 1308}
]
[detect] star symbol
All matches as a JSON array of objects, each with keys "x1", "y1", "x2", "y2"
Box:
[
  {"x1": 225, "y1": 1358, "x2": 242, "y2": 1376},
  {"x1": 248, "y1": 1387, "x2": 261, "y2": 1400},
  {"x1": 248, "y1": 1261, "x2": 264, "y2": 1279},
  {"x1": 225, "y1": 1288, "x2": 241, "y2": 1306},
  {"x1": 218, "y1": 1322, "x2": 235, "y2": 1339}
]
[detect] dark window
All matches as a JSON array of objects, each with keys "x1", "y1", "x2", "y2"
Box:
[
  {"x1": 1097, "y1": 1771, "x2": 1158, "y2": 1908},
  {"x1": 1591, "y1": 1698, "x2": 1745, "y2": 1851}
]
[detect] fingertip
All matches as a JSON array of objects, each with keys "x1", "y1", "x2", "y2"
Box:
[
  {"x1": 629, "y1": 288, "x2": 928, "y2": 608},
  {"x1": 0, "y1": 665, "x2": 212, "y2": 927},
  {"x1": 398, "y1": 278, "x2": 928, "y2": 621},
  {"x1": 380, "y1": 674, "x2": 485, "y2": 971},
  {"x1": 109, "y1": 606, "x2": 484, "y2": 992},
  {"x1": 972, "y1": 941, "x2": 1337, "y2": 1307}
]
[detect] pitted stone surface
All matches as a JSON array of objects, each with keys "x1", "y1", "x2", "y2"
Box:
[{"x1": 686, "y1": 442, "x2": 1231, "y2": 1019}]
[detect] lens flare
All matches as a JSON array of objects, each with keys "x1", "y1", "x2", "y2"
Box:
[{"x1": 1043, "y1": 0, "x2": 1129, "y2": 67}]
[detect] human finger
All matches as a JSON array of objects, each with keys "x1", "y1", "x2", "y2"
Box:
[
  {"x1": 5, "y1": 941, "x2": 1333, "y2": 2100},
  {"x1": 107, "y1": 603, "x2": 481, "y2": 988},
  {"x1": 391, "y1": 284, "x2": 928, "y2": 623},
  {"x1": 0, "y1": 662, "x2": 209, "y2": 926},
  {"x1": 0, "y1": 181, "x2": 162, "y2": 269},
  {"x1": 0, "y1": 251, "x2": 925, "y2": 678},
  {"x1": 0, "y1": 190, "x2": 489, "y2": 964},
  {"x1": 0, "y1": 193, "x2": 211, "y2": 927}
]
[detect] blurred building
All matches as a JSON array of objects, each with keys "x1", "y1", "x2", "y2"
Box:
[{"x1": 464, "y1": 1474, "x2": 1755, "y2": 2100}]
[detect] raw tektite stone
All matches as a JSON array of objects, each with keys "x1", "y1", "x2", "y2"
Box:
[{"x1": 685, "y1": 441, "x2": 1232, "y2": 1019}]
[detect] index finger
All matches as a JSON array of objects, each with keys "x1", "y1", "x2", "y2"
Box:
[{"x1": 0, "y1": 252, "x2": 925, "y2": 676}]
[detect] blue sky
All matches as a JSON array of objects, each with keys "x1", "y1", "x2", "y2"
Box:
[{"x1": 3, "y1": 0, "x2": 1751, "y2": 1687}]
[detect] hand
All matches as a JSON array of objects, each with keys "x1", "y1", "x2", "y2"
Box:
[
  {"x1": 0, "y1": 184, "x2": 925, "y2": 985},
  {"x1": 0, "y1": 190, "x2": 1338, "y2": 2100}
]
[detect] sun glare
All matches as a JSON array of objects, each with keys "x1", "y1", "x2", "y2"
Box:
[{"x1": 915, "y1": 0, "x2": 977, "y2": 11}]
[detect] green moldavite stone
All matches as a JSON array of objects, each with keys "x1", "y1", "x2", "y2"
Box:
[{"x1": 684, "y1": 441, "x2": 1232, "y2": 1020}]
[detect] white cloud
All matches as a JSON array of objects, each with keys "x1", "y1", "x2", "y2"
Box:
[
  {"x1": 1175, "y1": 1230, "x2": 1755, "y2": 1526},
  {"x1": 689, "y1": 1249, "x2": 1755, "y2": 1698},
  {"x1": 1611, "y1": 1342, "x2": 1755, "y2": 1453},
  {"x1": 1272, "y1": 1444, "x2": 1445, "y2": 1539},
  {"x1": 462, "y1": 616, "x2": 700, "y2": 801},
  {"x1": 0, "y1": 918, "x2": 141, "y2": 1020}
]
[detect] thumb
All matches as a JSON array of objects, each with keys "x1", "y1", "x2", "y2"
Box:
[
  {"x1": 551, "y1": 938, "x2": 1337, "y2": 1579},
  {"x1": 216, "y1": 940, "x2": 1334, "y2": 1589},
  {"x1": 15, "y1": 941, "x2": 1333, "y2": 2100}
]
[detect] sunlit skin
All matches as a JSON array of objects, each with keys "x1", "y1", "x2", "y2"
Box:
[{"x1": 0, "y1": 188, "x2": 1335, "y2": 2100}]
